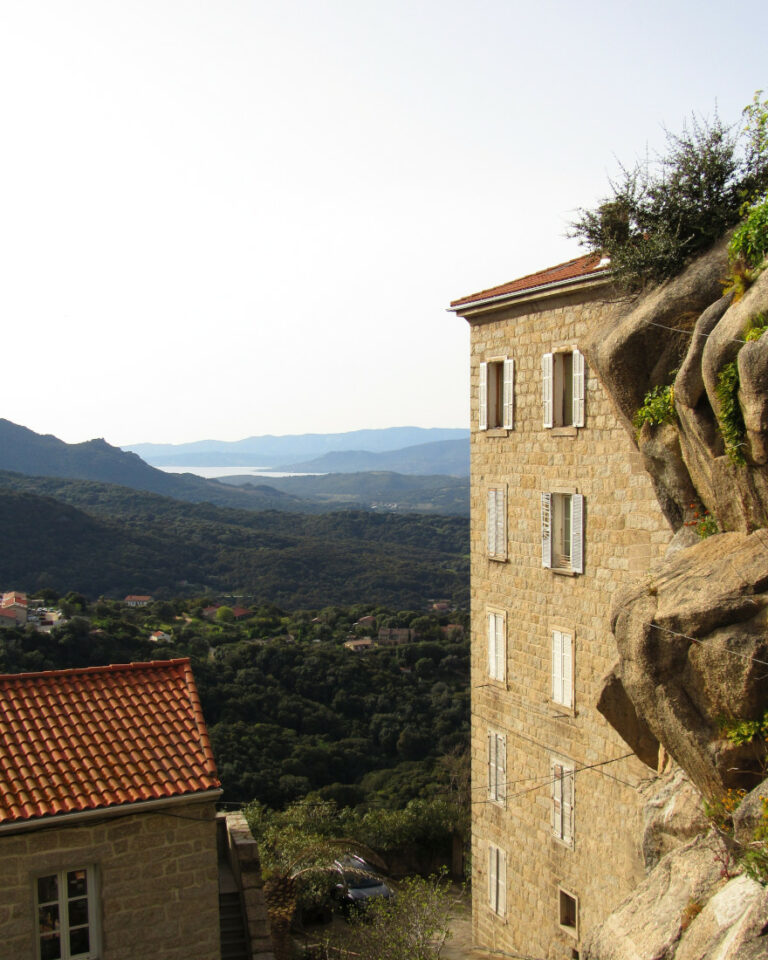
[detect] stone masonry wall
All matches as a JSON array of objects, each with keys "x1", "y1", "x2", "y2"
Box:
[
  {"x1": 465, "y1": 286, "x2": 672, "y2": 959},
  {"x1": 0, "y1": 800, "x2": 220, "y2": 960}
]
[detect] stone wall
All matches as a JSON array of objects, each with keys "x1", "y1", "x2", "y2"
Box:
[
  {"x1": 0, "y1": 799, "x2": 220, "y2": 960},
  {"x1": 462, "y1": 286, "x2": 673, "y2": 959}
]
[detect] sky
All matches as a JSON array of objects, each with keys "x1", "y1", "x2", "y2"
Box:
[{"x1": 1, "y1": 1, "x2": 766, "y2": 446}]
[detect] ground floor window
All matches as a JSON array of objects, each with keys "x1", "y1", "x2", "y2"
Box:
[{"x1": 36, "y1": 867, "x2": 98, "y2": 960}]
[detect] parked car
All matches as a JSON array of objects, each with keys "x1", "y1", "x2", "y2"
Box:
[{"x1": 332, "y1": 855, "x2": 393, "y2": 915}]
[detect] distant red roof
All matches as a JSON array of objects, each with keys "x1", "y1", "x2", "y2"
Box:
[
  {"x1": 0, "y1": 659, "x2": 220, "y2": 825},
  {"x1": 450, "y1": 253, "x2": 608, "y2": 309}
]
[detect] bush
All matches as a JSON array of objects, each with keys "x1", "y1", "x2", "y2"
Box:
[
  {"x1": 716, "y1": 360, "x2": 747, "y2": 465},
  {"x1": 633, "y1": 385, "x2": 676, "y2": 430}
]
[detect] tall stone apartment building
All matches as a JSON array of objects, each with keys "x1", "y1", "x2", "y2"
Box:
[{"x1": 450, "y1": 255, "x2": 672, "y2": 959}]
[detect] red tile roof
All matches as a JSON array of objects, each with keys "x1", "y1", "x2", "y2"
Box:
[
  {"x1": 0, "y1": 659, "x2": 220, "y2": 825},
  {"x1": 450, "y1": 253, "x2": 608, "y2": 308}
]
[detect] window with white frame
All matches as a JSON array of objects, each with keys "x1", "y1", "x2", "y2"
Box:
[
  {"x1": 487, "y1": 609, "x2": 506, "y2": 682},
  {"x1": 487, "y1": 486, "x2": 507, "y2": 560},
  {"x1": 542, "y1": 349, "x2": 585, "y2": 428},
  {"x1": 551, "y1": 629, "x2": 574, "y2": 709},
  {"x1": 479, "y1": 358, "x2": 514, "y2": 430},
  {"x1": 552, "y1": 760, "x2": 574, "y2": 845},
  {"x1": 487, "y1": 729, "x2": 506, "y2": 804},
  {"x1": 541, "y1": 492, "x2": 583, "y2": 573},
  {"x1": 488, "y1": 843, "x2": 507, "y2": 916},
  {"x1": 36, "y1": 867, "x2": 98, "y2": 960}
]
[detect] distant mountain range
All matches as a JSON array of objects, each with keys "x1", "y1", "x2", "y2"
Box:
[
  {"x1": 271, "y1": 438, "x2": 468, "y2": 476},
  {"x1": 123, "y1": 427, "x2": 469, "y2": 469}
]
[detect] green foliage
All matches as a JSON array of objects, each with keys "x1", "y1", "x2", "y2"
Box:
[
  {"x1": 720, "y1": 710, "x2": 768, "y2": 747},
  {"x1": 729, "y1": 195, "x2": 768, "y2": 269},
  {"x1": 696, "y1": 514, "x2": 719, "y2": 539},
  {"x1": 633, "y1": 385, "x2": 676, "y2": 430},
  {"x1": 571, "y1": 98, "x2": 768, "y2": 292},
  {"x1": 745, "y1": 313, "x2": 768, "y2": 342},
  {"x1": 715, "y1": 360, "x2": 747, "y2": 465},
  {"x1": 742, "y1": 796, "x2": 768, "y2": 885}
]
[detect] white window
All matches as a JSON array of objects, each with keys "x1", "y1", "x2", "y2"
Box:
[
  {"x1": 479, "y1": 358, "x2": 514, "y2": 430},
  {"x1": 541, "y1": 492, "x2": 583, "y2": 573},
  {"x1": 551, "y1": 630, "x2": 574, "y2": 709},
  {"x1": 542, "y1": 349, "x2": 585, "y2": 428},
  {"x1": 558, "y1": 888, "x2": 579, "y2": 939},
  {"x1": 488, "y1": 843, "x2": 507, "y2": 916},
  {"x1": 36, "y1": 867, "x2": 98, "y2": 960},
  {"x1": 552, "y1": 760, "x2": 574, "y2": 845},
  {"x1": 487, "y1": 729, "x2": 506, "y2": 804},
  {"x1": 487, "y1": 487, "x2": 507, "y2": 560},
  {"x1": 487, "y1": 609, "x2": 506, "y2": 682}
]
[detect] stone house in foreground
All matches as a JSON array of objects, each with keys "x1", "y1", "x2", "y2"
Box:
[
  {"x1": 0, "y1": 658, "x2": 223, "y2": 960},
  {"x1": 450, "y1": 255, "x2": 672, "y2": 959}
]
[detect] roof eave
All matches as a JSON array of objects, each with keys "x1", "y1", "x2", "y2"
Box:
[{"x1": 449, "y1": 269, "x2": 612, "y2": 318}]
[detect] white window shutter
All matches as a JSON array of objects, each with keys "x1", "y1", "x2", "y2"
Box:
[
  {"x1": 499, "y1": 734, "x2": 506, "y2": 803},
  {"x1": 488, "y1": 613, "x2": 496, "y2": 680},
  {"x1": 542, "y1": 353, "x2": 553, "y2": 428},
  {"x1": 502, "y1": 358, "x2": 514, "y2": 429},
  {"x1": 562, "y1": 633, "x2": 573, "y2": 709},
  {"x1": 572, "y1": 349, "x2": 585, "y2": 427},
  {"x1": 498, "y1": 848, "x2": 507, "y2": 916},
  {"x1": 571, "y1": 494, "x2": 584, "y2": 574},
  {"x1": 541, "y1": 493, "x2": 552, "y2": 568},
  {"x1": 496, "y1": 488, "x2": 506, "y2": 559},
  {"x1": 552, "y1": 762, "x2": 562, "y2": 837},
  {"x1": 495, "y1": 613, "x2": 505, "y2": 682},
  {"x1": 563, "y1": 768, "x2": 574, "y2": 844},
  {"x1": 488, "y1": 845, "x2": 496, "y2": 907},
  {"x1": 479, "y1": 362, "x2": 488, "y2": 431},
  {"x1": 552, "y1": 630, "x2": 563, "y2": 703},
  {"x1": 487, "y1": 731, "x2": 493, "y2": 799},
  {"x1": 487, "y1": 490, "x2": 496, "y2": 556}
]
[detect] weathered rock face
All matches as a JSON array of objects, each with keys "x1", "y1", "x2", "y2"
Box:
[{"x1": 639, "y1": 767, "x2": 710, "y2": 871}]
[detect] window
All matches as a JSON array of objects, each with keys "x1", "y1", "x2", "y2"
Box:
[
  {"x1": 487, "y1": 609, "x2": 506, "y2": 682},
  {"x1": 541, "y1": 492, "x2": 583, "y2": 573},
  {"x1": 487, "y1": 486, "x2": 507, "y2": 560},
  {"x1": 552, "y1": 760, "x2": 574, "y2": 845},
  {"x1": 488, "y1": 843, "x2": 507, "y2": 916},
  {"x1": 558, "y1": 888, "x2": 579, "y2": 939},
  {"x1": 542, "y1": 350, "x2": 585, "y2": 428},
  {"x1": 487, "y1": 729, "x2": 506, "y2": 803},
  {"x1": 551, "y1": 629, "x2": 573, "y2": 709},
  {"x1": 36, "y1": 867, "x2": 98, "y2": 960},
  {"x1": 479, "y1": 358, "x2": 514, "y2": 430}
]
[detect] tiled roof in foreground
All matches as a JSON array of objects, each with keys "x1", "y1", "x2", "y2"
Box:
[
  {"x1": 450, "y1": 253, "x2": 608, "y2": 309},
  {"x1": 0, "y1": 658, "x2": 220, "y2": 825}
]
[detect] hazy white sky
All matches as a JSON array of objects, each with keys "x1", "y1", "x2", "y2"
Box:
[{"x1": 1, "y1": 0, "x2": 765, "y2": 445}]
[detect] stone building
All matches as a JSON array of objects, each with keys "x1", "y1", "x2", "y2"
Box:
[
  {"x1": 0, "y1": 658, "x2": 223, "y2": 960},
  {"x1": 449, "y1": 255, "x2": 672, "y2": 958}
]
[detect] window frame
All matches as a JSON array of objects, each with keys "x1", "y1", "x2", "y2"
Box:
[
  {"x1": 35, "y1": 866, "x2": 99, "y2": 960},
  {"x1": 479, "y1": 358, "x2": 514, "y2": 431},
  {"x1": 558, "y1": 887, "x2": 580, "y2": 940},
  {"x1": 488, "y1": 843, "x2": 507, "y2": 917},
  {"x1": 551, "y1": 628, "x2": 574, "y2": 710},
  {"x1": 541, "y1": 492, "x2": 583, "y2": 574},
  {"x1": 487, "y1": 608, "x2": 506, "y2": 683},
  {"x1": 542, "y1": 349, "x2": 585, "y2": 429},
  {"x1": 487, "y1": 486, "x2": 507, "y2": 561},
  {"x1": 551, "y1": 759, "x2": 574, "y2": 847},
  {"x1": 487, "y1": 728, "x2": 507, "y2": 805}
]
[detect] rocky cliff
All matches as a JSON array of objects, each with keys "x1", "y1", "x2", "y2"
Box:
[{"x1": 581, "y1": 246, "x2": 768, "y2": 959}]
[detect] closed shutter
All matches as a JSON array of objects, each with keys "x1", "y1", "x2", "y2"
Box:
[
  {"x1": 552, "y1": 630, "x2": 563, "y2": 703},
  {"x1": 496, "y1": 488, "x2": 506, "y2": 559},
  {"x1": 487, "y1": 489, "x2": 497, "y2": 555},
  {"x1": 572, "y1": 349, "x2": 585, "y2": 427},
  {"x1": 498, "y1": 847, "x2": 507, "y2": 916},
  {"x1": 488, "y1": 614, "x2": 497, "y2": 680},
  {"x1": 488, "y1": 612, "x2": 504, "y2": 681},
  {"x1": 502, "y1": 358, "x2": 514, "y2": 429},
  {"x1": 562, "y1": 632, "x2": 573, "y2": 708},
  {"x1": 542, "y1": 353, "x2": 553, "y2": 428},
  {"x1": 488, "y1": 845, "x2": 497, "y2": 908},
  {"x1": 541, "y1": 492, "x2": 552, "y2": 568},
  {"x1": 479, "y1": 362, "x2": 488, "y2": 431},
  {"x1": 570, "y1": 494, "x2": 584, "y2": 574}
]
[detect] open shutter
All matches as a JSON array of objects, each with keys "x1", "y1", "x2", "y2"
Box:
[
  {"x1": 502, "y1": 358, "x2": 514, "y2": 429},
  {"x1": 488, "y1": 614, "x2": 497, "y2": 680},
  {"x1": 552, "y1": 630, "x2": 563, "y2": 703},
  {"x1": 541, "y1": 493, "x2": 552, "y2": 568},
  {"x1": 479, "y1": 362, "x2": 488, "y2": 431},
  {"x1": 563, "y1": 768, "x2": 574, "y2": 844},
  {"x1": 542, "y1": 353, "x2": 553, "y2": 428},
  {"x1": 562, "y1": 633, "x2": 573, "y2": 709},
  {"x1": 495, "y1": 613, "x2": 505, "y2": 681},
  {"x1": 487, "y1": 489, "x2": 497, "y2": 556},
  {"x1": 552, "y1": 762, "x2": 563, "y2": 838},
  {"x1": 488, "y1": 845, "x2": 497, "y2": 908},
  {"x1": 498, "y1": 734, "x2": 506, "y2": 803},
  {"x1": 498, "y1": 848, "x2": 507, "y2": 916},
  {"x1": 570, "y1": 494, "x2": 584, "y2": 574},
  {"x1": 496, "y1": 488, "x2": 506, "y2": 559},
  {"x1": 572, "y1": 349, "x2": 585, "y2": 427},
  {"x1": 487, "y1": 731, "x2": 493, "y2": 799}
]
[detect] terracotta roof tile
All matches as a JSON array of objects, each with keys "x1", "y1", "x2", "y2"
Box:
[
  {"x1": 0, "y1": 658, "x2": 220, "y2": 825},
  {"x1": 450, "y1": 253, "x2": 608, "y2": 308}
]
